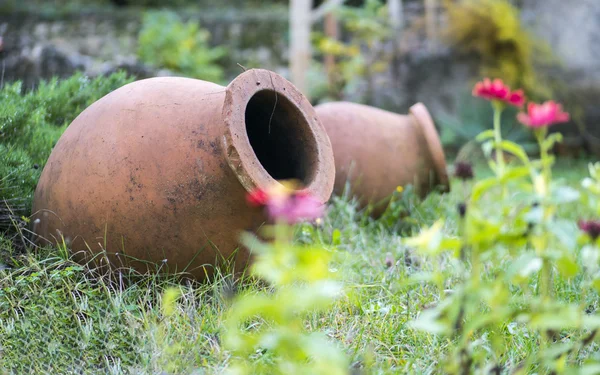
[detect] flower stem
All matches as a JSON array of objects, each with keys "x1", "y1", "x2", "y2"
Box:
[
  {"x1": 536, "y1": 128, "x2": 551, "y2": 194},
  {"x1": 540, "y1": 257, "x2": 552, "y2": 300},
  {"x1": 493, "y1": 105, "x2": 505, "y2": 177},
  {"x1": 492, "y1": 104, "x2": 508, "y2": 200}
]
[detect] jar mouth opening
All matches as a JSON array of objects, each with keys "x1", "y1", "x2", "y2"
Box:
[
  {"x1": 222, "y1": 69, "x2": 335, "y2": 203},
  {"x1": 244, "y1": 89, "x2": 317, "y2": 186}
]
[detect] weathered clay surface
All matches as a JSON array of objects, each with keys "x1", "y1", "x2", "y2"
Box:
[
  {"x1": 315, "y1": 101, "x2": 449, "y2": 216},
  {"x1": 31, "y1": 69, "x2": 335, "y2": 279}
]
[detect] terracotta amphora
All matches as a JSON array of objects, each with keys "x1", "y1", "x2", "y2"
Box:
[
  {"x1": 31, "y1": 69, "x2": 335, "y2": 279},
  {"x1": 314, "y1": 101, "x2": 449, "y2": 216}
]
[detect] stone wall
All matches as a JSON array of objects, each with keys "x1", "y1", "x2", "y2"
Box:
[{"x1": 0, "y1": 8, "x2": 288, "y2": 88}]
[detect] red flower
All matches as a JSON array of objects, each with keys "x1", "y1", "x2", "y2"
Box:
[
  {"x1": 517, "y1": 101, "x2": 570, "y2": 128},
  {"x1": 472, "y1": 78, "x2": 525, "y2": 107},
  {"x1": 266, "y1": 191, "x2": 325, "y2": 224},
  {"x1": 246, "y1": 186, "x2": 325, "y2": 224},
  {"x1": 579, "y1": 220, "x2": 600, "y2": 241},
  {"x1": 246, "y1": 188, "x2": 268, "y2": 207}
]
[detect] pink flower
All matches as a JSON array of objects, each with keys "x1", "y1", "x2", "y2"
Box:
[
  {"x1": 246, "y1": 188, "x2": 325, "y2": 224},
  {"x1": 472, "y1": 78, "x2": 525, "y2": 107},
  {"x1": 517, "y1": 101, "x2": 570, "y2": 128},
  {"x1": 266, "y1": 191, "x2": 325, "y2": 224}
]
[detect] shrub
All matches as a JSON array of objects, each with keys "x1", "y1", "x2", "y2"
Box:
[
  {"x1": 0, "y1": 71, "x2": 134, "y2": 212},
  {"x1": 137, "y1": 10, "x2": 226, "y2": 82},
  {"x1": 443, "y1": 0, "x2": 554, "y2": 99},
  {"x1": 0, "y1": 145, "x2": 39, "y2": 203}
]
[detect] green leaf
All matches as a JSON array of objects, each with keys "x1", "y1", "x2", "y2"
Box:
[
  {"x1": 556, "y1": 255, "x2": 578, "y2": 278},
  {"x1": 481, "y1": 140, "x2": 494, "y2": 157},
  {"x1": 579, "y1": 364, "x2": 600, "y2": 375},
  {"x1": 591, "y1": 278, "x2": 600, "y2": 294},
  {"x1": 551, "y1": 186, "x2": 580, "y2": 204},
  {"x1": 475, "y1": 129, "x2": 495, "y2": 142},
  {"x1": 542, "y1": 133, "x2": 563, "y2": 151},
  {"x1": 548, "y1": 219, "x2": 577, "y2": 250},
  {"x1": 440, "y1": 237, "x2": 462, "y2": 253},
  {"x1": 471, "y1": 177, "x2": 498, "y2": 201},
  {"x1": 501, "y1": 166, "x2": 531, "y2": 183},
  {"x1": 541, "y1": 342, "x2": 573, "y2": 361},
  {"x1": 499, "y1": 140, "x2": 530, "y2": 164},
  {"x1": 582, "y1": 245, "x2": 600, "y2": 275},
  {"x1": 582, "y1": 315, "x2": 600, "y2": 329},
  {"x1": 508, "y1": 253, "x2": 542, "y2": 283},
  {"x1": 409, "y1": 308, "x2": 450, "y2": 335},
  {"x1": 331, "y1": 229, "x2": 342, "y2": 246},
  {"x1": 404, "y1": 220, "x2": 445, "y2": 255},
  {"x1": 161, "y1": 287, "x2": 181, "y2": 317},
  {"x1": 529, "y1": 305, "x2": 580, "y2": 330}
]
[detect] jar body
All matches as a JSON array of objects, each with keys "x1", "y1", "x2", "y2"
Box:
[
  {"x1": 32, "y1": 70, "x2": 335, "y2": 278},
  {"x1": 315, "y1": 102, "x2": 449, "y2": 216}
]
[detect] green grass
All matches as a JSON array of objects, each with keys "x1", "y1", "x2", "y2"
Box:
[{"x1": 0, "y1": 158, "x2": 595, "y2": 374}]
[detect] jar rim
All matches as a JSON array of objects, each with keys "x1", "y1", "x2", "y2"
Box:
[{"x1": 221, "y1": 69, "x2": 335, "y2": 203}]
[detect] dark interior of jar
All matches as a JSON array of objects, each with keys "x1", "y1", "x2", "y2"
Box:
[{"x1": 244, "y1": 90, "x2": 317, "y2": 185}]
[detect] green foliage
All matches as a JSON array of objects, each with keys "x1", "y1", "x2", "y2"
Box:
[
  {"x1": 0, "y1": 72, "x2": 133, "y2": 211},
  {"x1": 0, "y1": 250, "x2": 142, "y2": 373},
  {"x1": 223, "y1": 224, "x2": 349, "y2": 374},
  {"x1": 137, "y1": 10, "x2": 226, "y2": 82},
  {"x1": 406, "y1": 99, "x2": 600, "y2": 372},
  {"x1": 0, "y1": 239, "x2": 230, "y2": 374},
  {"x1": 312, "y1": 0, "x2": 393, "y2": 103},
  {"x1": 115, "y1": 0, "x2": 194, "y2": 6},
  {"x1": 443, "y1": 0, "x2": 554, "y2": 99},
  {"x1": 1, "y1": 72, "x2": 599, "y2": 374},
  {"x1": 582, "y1": 162, "x2": 600, "y2": 217},
  {"x1": 0, "y1": 158, "x2": 594, "y2": 373},
  {"x1": 0, "y1": 145, "x2": 39, "y2": 204}
]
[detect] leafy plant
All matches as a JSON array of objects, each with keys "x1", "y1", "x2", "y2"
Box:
[
  {"x1": 137, "y1": 10, "x2": 226, "y2": 82},
  {"x1": 405, "y1": 78, "x2": 600, "y2": 373},
  {"x1": 312, "y1": 0, "x2": 393, "y2": 103},
  {"x1": 223, "y1": 184, "x2": 349, "y2": 374},
  {"x1": 0, "y1": 71, "x2": 133, "y2": 212}
]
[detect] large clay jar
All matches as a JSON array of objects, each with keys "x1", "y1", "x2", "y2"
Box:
[
  {"x1": 315, "y1": 102, "x2": 449, "y2": 216},
  {"x1": 31, "y1": 69, "x2": 335, "y2": 279}
]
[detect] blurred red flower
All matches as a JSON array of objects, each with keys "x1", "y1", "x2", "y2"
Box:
[
  {"x1": 472, "y1": 78, "x2": 525, "y2": 107},
  {"x1": 267, "y1": 191, "x2": 324, "y2": 224},
  {"x1": 517, "y1": 101, "x2": 570, "y2": 128},
  {"x1": 246, "y1": 187, "x2": 324, "y2": 224},
  {"x1": 246, "y1": 188, "x2": 268, "y2": 207}
]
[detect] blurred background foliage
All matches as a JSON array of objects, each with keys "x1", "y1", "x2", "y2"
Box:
[
  {"x1": 442, "y1": 0, "x2": 554, "y2": 100},
  {"x1": 137, "y1": 10, "x2": 226, "y2": 82},
  {"x1": 1, "y1": 0, "x2": 288, "y2": 11},
  {"x1": 312, "y1": 0, "x2": 393, "y2": 103}
]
